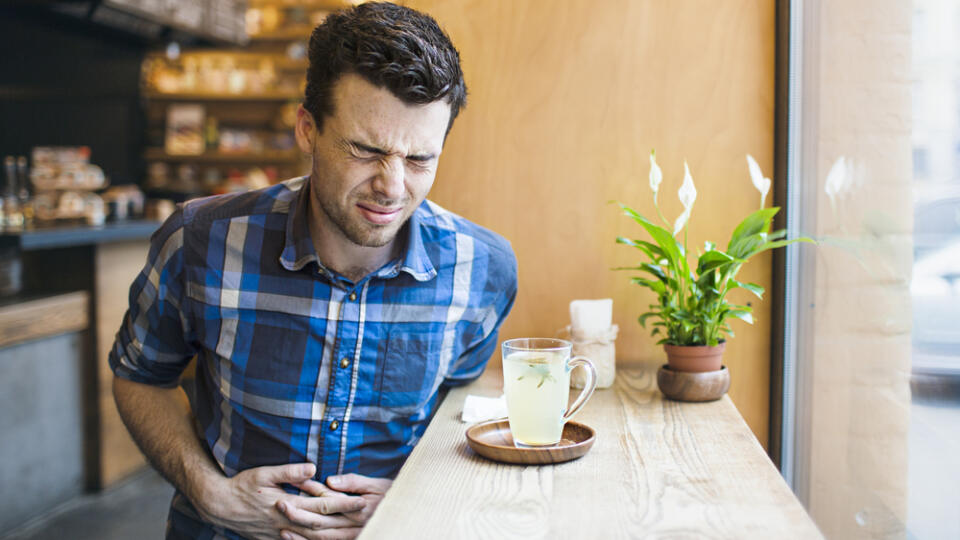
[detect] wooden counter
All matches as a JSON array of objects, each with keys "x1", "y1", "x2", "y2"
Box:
[
  {"x1": 361, "y1": 366, "x2": 823, "y2": 539},
  {"x1": 0, "y1": 221, "x2": 159, "y2": 490},
  {"x1": 0, "y1": 291, "x2": 88, "y2": 348}
]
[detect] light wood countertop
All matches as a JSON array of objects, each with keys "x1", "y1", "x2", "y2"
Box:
[{"x1": 360, "y1": 366, "x2": 823, "y2": 539}]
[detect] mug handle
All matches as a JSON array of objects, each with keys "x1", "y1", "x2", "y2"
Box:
[{"x1": 563, "y1": 356, "x2": 597, "y2": 422}]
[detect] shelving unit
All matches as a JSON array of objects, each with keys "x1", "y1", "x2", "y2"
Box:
[
  {"x1": 248, "y1": 25, "x2": 313, "y2": 41},
  {"x1": 144, "y1": 148, "x2": 301, "y2": 164},
  {"x1": 144, "y1": 90, "x2": 303, "y2": 101},
  {"x1": 247, "y1": 0, "x2": 351, "y2": 8},
  {"x1": 138, "y1": 1, "x2": 355, "y2": 198}
]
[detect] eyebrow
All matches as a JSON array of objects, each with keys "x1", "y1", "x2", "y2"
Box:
[{"x1": 350, "y1": 140, "x2": 436, "y2": 161}]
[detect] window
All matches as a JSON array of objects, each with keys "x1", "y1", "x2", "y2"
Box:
[{"x1": 780, "y1": 1, "x2": 959, "y2": 538}]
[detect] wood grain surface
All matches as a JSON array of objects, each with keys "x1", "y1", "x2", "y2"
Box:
[
  {"x1": 360, "y1": 366, "x2": 822, "y2": 539},
  {"x1": 0, "y1": 291, "x2": 88, "y2": 348},
  {"x1": 406, "y1": 0, "x2": 777, "y2": 447}
]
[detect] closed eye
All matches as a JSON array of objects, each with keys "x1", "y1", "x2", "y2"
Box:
[
  {"x1": 349, "y1": 142, "x2": 387, "y2": 159},
  {"x1": 348, "y1": 140, "x2": 436, "y2": 168},
  {"x1": 407, "y1": 155, "x2": 434, "y2": 166}
]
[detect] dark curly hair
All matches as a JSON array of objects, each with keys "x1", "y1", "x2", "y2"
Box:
[{"x1": 304, "y1": 2, "x2": 467, "y2": 135}]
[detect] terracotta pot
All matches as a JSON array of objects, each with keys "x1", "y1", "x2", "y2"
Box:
[{"x1": 663, "y1": 342, "x2": 726, "y2": 373}]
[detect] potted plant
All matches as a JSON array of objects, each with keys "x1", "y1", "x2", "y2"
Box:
[{"x1": 616, "y1": 151, "x2": 813, "y2": 398}]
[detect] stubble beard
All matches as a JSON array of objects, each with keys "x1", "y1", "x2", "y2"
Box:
[{"x1": 315, "y1": 190, "x2": 410, "y2": 249}]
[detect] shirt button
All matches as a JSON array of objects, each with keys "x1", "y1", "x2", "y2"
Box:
[
  {"x1": 340, "y1": 357, "x2": 350, "y2": 369},
  {"x1": 330, "y1": 420, "x2": 340, "y2": 431},
  {"x1": 349, "y1": 292, "x2": 357, "y2": 301}
]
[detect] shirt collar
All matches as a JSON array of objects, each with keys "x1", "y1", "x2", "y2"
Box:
[
  {"x1": 279, "y1": 178, "x2": 437, "y2": 282},
  {"x1": 385, "y1": 204, "x2": 437, "y2": 282},
  {"x1": 279, "y1": 177, "x2": 319, "y2": 273}
]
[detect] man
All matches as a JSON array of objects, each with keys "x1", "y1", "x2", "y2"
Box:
[{"x1": 110, "y1": 3, "x2": 517, "y2": 539}]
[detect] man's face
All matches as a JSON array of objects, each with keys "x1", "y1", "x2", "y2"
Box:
[{"x1": 297, "y1": 73, "x2": 452, "y2": 249}]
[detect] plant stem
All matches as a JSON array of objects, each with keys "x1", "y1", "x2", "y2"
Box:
[{"x1": 653, "y1": 195, "x2": 671, "y2": 230}]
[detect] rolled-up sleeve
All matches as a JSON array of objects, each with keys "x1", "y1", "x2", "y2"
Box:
[{"x1": 109, "y1": 208, "x2": 196, "y2": 387}]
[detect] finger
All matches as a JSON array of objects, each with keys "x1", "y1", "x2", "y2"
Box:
[
  {"x1": 339, "y1": 509, "x2": 367, "y2": 525},
  {"x1": 293, "y1": 479, "x2": 348, "y2": 497},
  {"x1": 282, "y1": 526, "x2": 363, "y2": 540},
  {"x1": 326, "y1": 473, "x2": 393, "y2": 495},
  {"x1": 276, "y1": 500, "x2": 358, "y2": 529},
  {"x1": 253, "y1": 462, "x2": 316, "y2": 486},
  {"x1": 281, "y1": 530, "x2": 309, "y2": 540},
  {"x1": 291, "y1": 493, "x2": 367, "y2": 515}
]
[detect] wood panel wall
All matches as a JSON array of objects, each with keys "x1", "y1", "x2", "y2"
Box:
[
  {"x1": 407, "y1": 0, "x2": 776, "y2": 445},
  {"x1": 95, "y1": 241, "x2": 151, "y2": 487}
]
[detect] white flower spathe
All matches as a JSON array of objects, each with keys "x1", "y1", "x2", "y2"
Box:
[
  {"x1": 673, "y1": 161, "x2": 697, "y2": 235},
  {"x1": 746, "y1": 154, "x2": 771, "y2": 208},
  {"x1": 649, "y1": 151, "x2": 663, "y2": 197}
]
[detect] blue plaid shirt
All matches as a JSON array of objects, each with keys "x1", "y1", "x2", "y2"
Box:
[{"x1": 109, "y1": 176, "x2": 517, "y2": 539}]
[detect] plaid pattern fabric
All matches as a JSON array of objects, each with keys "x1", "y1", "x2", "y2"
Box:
[{"x1": 110, "y1": 176, "x2": 517, "y2": 539}]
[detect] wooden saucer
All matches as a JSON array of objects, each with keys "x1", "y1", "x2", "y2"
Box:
[
  {"x1": 465, "y1": 419, "x2": 596, "y2": 465},
  {"x1": 657, "y1": 364, "x2": 730, "y2": 402}
]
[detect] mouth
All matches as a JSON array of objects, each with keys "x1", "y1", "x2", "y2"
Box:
[{"x1": 356, "y1": 202, "x2": 404, "y2": 225}]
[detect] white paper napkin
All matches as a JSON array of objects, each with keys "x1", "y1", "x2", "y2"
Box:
[
  {"x1": 570, "y1": 298, "x2": 613, "y2": 335},
  {"x1": 461, "y1": 394, "x2": 507, "y2": 423}
]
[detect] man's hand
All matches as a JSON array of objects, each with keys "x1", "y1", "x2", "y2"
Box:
[
  {"x1": 279, "y1": 473, "x2": 393, "y2": 539},
  {"x1": 197, "y1": 462, "x2": 367, "y2": 540}
]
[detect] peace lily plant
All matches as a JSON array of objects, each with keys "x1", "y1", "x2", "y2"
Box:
[{"x1": 616, "y1": 152, "x2": 814, "y2": 356}]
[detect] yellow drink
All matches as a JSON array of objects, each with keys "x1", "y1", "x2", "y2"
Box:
[{"x1": 503, "y1": 350, "x2": 570, "y2": 446}]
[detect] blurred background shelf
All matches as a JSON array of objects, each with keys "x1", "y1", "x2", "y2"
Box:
[
  {"x1": 143, "y1": 90, "x2": 302, "y2": 101},
  {"x1": 248, "y1": 25, "x2": 313, "y2": 41},
  {"x1": 247, "y1": 0, "x2": 351, "y2": 8},
  {"x1": 144, "y1": 148, "x2": 301, "y2": 164}
]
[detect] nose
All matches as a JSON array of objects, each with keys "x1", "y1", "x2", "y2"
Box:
[{"x1": 372, "y1": 155, "x2": 405, "y2": 201}]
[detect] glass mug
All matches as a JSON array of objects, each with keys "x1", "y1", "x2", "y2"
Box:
[{"x1": 501, "y1": 338, "x2": 597, "y2": 447}]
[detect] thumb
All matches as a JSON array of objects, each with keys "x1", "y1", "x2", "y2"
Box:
[{"x1": 256, "y1": 462, "x2": 316, "y2": 486}]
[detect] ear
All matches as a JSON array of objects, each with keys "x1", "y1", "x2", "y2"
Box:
[{"x1": 295, "y1": 105, "x2": 316, "y2": 154}]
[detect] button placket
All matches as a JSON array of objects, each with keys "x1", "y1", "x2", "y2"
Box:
[
  {"x1": 319, "y1": 287, "x2": 350, "y2": 478},
  {"x1": 323, "y1": 282, "x2": 365, "y2": 476}
]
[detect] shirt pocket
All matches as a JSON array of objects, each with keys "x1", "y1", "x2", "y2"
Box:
[{"x1": 377, "y1": 331, "x2": 440, "y2": 414}]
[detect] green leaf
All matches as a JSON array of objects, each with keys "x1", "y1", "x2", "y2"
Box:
[
  {"x1": 768, "y1": 229, "x2": 788, "y2": 241},
  {"x1": 615, "y1": 237, "x2": 664, "y2": 261},
  {"x1": 753, "y1": 236, "x2": 817, "y2": 255},
  {"x1": 630, "y1": 277, "x2": 666, "y2": 294},
  {"x1": 729, "y1": 280, "x2": 765, "y2": 299},
  {"x1": 618, "y1": 204, "x2": 683, "y2": 270},
  {"x1": 638, "y1": 262, "x2": 668, "y2": 282},
  {"x1": 697, "y1": 249, "x2": 736, "y2": 274},
  {"x1": 728, "y1": 232, "x2": 767, "y2": 259},
  {"x1": 729, "y1": 207, "x2": 779, "y2": 249},
  {"x1": 727, "y1": 310, "x2": 754, "y2": 324},
  {"x1": 638, "y1": 311, "x2": 659, "y2": 328},
  {"x1": 696, "y1": 270, "x2": 718, "y2": 291}
]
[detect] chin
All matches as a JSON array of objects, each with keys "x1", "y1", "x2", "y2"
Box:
[{"x1": 348, "y1": 221, "x2": 404, "y2": 248}]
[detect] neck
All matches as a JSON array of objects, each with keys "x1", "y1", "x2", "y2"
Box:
[{"x1": 306, "y1": 191, "x2": 398, "y2": 284}]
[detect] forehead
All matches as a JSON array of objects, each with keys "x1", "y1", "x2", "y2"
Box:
[{"x1": 328, "y1": 73, "x2": 451, "y2": 153}]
